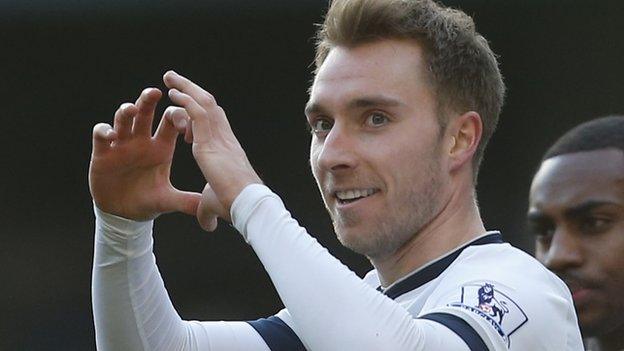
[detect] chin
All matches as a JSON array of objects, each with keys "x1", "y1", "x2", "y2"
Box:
[
  {"x1": 578, "y1": 311, "x2": 620, "y2": 337},
  {"x1": 336, "y1": 227, "x2": 373, "y2": 255},
  {"x1": 335, "y1": 227, "x2": 397, "y2": 258}
]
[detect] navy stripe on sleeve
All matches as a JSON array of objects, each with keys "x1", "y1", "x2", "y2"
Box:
[
  {"x1": 247, "y1": 316, "x2": 306, "y2": 351},
  {"x1": 419, "y1": 312, "x2": 489, "y2": 351}
]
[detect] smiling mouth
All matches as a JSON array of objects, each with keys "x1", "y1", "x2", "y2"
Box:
[{"x1": 334, "y1": 188, "x2": 379, "y2": 205}]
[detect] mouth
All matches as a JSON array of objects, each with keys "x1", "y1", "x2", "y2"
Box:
[
  {"x1": 333, "y1": 188, "x2": 379, "y2": 205},
  {"x1": 564, "y1": 279, "x2": 598, "y2": 305}
]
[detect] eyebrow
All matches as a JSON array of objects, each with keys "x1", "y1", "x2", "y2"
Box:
[
  {"x1": 304, "y1": 95, "x2": 404, "y2": 117},
  {"x1": 527, "y1": 200, "x2": 620, "y2": 222},
  {"x1": 564, "y1": 200, "x2": 619, "y2": 218}
]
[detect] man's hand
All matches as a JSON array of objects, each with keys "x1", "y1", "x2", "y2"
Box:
[
  {"x1": 88, "y1": 88, "x2": 202, "y2": 221},
  {"x1": 163, "y1": 71, "x2": 262, "y2": 225}
]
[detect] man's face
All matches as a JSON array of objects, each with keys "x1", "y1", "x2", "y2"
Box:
[
  {"x1": 306, "y1": 39, "x2": 446, "y2": 259},
  {"x1": 528, "y1": 148, "x2": 624, "y2": 336}
]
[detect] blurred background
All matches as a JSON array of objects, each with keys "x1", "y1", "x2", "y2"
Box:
[{"x1": 2, "y1": 0, "x2": 623, "y2": 349}]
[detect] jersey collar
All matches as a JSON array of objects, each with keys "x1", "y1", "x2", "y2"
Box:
[{"x1": 377, "y1": 231, "x2": 504, "y2": 300}]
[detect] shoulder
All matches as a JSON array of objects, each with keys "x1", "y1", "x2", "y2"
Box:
[
  {"x1": 420, "y1": 243, "x2": 582, "y2": 350},
  {"x1": 443, "y1": 243, "x2": 567, "y2": 291}
]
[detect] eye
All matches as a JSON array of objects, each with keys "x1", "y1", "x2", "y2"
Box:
[
  {"x1": 580, "y1": 216, "x2": 612, "y2": 234},
  {"x1": 310, "y1": 118, "x2": 333, "y2": 136},
  {"x1": 528, "y1": 221, "x2": 555, "y2": 240},
  {"x1": 365, "y1": 112, "x2": 389, "y2": 127}
]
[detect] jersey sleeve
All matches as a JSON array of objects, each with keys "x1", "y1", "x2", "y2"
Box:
[
  {"x1": 92, "y1": 206, "x2": 272, "y2": 351},
  {"x1": 246, "y1": 310, "x2": 306, "y2": 350},
  {"x1": 230, "y1": 184, "x2": 473, "y2": 351},
  {"x1": 416, "y1": 246, "x2": 584, "y2": 350}
]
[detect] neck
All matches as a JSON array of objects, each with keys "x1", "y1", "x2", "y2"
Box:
[
  {"x1": 371, "y1": 181, "x2": 486, "y2": 287},
  {"x1": 585, "y1": 329, "x2": 624, "y2": 351}
]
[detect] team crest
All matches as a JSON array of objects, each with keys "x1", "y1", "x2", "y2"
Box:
[{"x1": 448, "y1": 283, "x2": 528, "y2": 347}]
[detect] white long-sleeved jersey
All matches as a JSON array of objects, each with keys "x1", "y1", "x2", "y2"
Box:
[{"x1": 92, "y1": 184, "x2": 583, "y2": 350}]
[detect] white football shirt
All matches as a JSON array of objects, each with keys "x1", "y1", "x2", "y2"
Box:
[{"x1": 92, "y1": 184, "x2": 583, "y2": 350}]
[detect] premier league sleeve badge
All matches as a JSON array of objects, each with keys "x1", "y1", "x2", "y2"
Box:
[{"x1": 447, "y1": 283, "x2": 528, "y2": 347}]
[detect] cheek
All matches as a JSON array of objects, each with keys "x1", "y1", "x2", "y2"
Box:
[
  {"x1": 387, "y1": 139, "x2": 438, "y2": 177},
  {"x1": 595, "y1": 233, "x2": 624, "y2": 275},
  {"x1": 309, "y1": 143, "x2": 322, "y2": 180}
]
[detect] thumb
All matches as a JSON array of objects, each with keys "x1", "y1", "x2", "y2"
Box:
[
  {"x1": 167, "y1": 190, "x2": 202, "y2": 217},
  {"x1": 197, "y1": 184, "x2": 228, "y2": 231}
]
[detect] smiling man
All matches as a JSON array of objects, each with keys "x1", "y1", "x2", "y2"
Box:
[
  {"x1": 90, "y1": 0, "x2": 582, "y2": 350},
  {"x1": 528, "y1": 116, "x2": 624, "y2": 351}
]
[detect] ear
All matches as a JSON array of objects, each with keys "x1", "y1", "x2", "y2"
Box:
[{"x1": 445, "y1": 111, "x2": 482, "y2": 173}]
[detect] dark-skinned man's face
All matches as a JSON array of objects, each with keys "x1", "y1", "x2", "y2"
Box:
[{"x1": 528, "y1": 148, "x2": 624, "y2": 336}]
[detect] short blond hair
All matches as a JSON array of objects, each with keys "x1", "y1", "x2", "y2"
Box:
[{"x1": 315, "y1": 0, "x2": 505, "y2": 177}]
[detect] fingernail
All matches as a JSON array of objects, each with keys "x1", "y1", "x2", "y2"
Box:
[{"x1": 178, "y1": 118, "x2": 187, "y2": 129}]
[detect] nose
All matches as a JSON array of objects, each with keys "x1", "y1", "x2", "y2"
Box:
[
  {"x1": 539, "y1": 229, "x2": 584, "y2": 273},
  {"x1": 313, "y1": 124, "x2": 358, "y2": 173}
]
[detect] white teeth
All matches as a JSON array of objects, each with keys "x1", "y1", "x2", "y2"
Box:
[{"x1": 335, "y1": 188, "x2": 376, "y2": 201}]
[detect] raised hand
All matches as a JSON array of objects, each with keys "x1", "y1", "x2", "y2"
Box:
[
  {"x1": 163, "y1": 71, "x2": 262, "y2": 226},
  {"x1": 88, "y1": 88, "x2": 202, "y2": 221}
]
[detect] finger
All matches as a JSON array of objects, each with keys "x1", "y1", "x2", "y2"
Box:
[
  {"x1": 132, "y1": 88, "x2": 162, "y2": 137},
  {"x1": 168, "y1": 88, "x2": 213, "y2": 143},
  {"x1": 184, "y1": 119, "x2": 194, "y2": 143},
  {"x1": 92, "y1": 123, "x2": 117, "y2": 155},
  {"x1": 167, "y1": 190, "x2": 202, "y2": 217},
  {"x1": 164, "y1": 71, "x2": 234, "y2": 139},
  {"x1": 198, "y1": 206, "x2": 218, "y2": 232},
  {"x1": 113, "y1": 103, "x2": 137, "y2": 140},
  {"x1": 167, "y1": 88, "x2": 206, "y2": 121},
  {"x1": 163, "y1": 71, "x2": 216, "y2": 109},
  {"x1": 200, "y1": 215, "x2": 218, "y2": 232},
  {"x1": 197, "y1": 185, "x2": 227, "y2": 231},
  {"x1": 154, "y1": 106, "x2": 188, "y2": 142}
]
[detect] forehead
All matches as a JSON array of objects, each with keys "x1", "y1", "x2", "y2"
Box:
[
  {"x1": 308, "y1": 39, "x2": 430, "y2": 108},
  {"x1": 529, "y1": 149, "x2": 624, "y2": 209}
]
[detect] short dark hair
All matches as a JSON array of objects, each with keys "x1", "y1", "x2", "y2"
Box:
[
  {"x1": 543, "y1": 115, "x2": 624, "y2": 161},
  {"x1": 315, "y1": 0, "x2": 506, "y2": 178}
]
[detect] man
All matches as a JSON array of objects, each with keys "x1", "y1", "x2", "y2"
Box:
[
  {"x1": 528, "y1": 116, "x2": 624, "y2": 351},
  {"x1": 90, "y1": 0, "x2": 583, "y2": 350}
]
